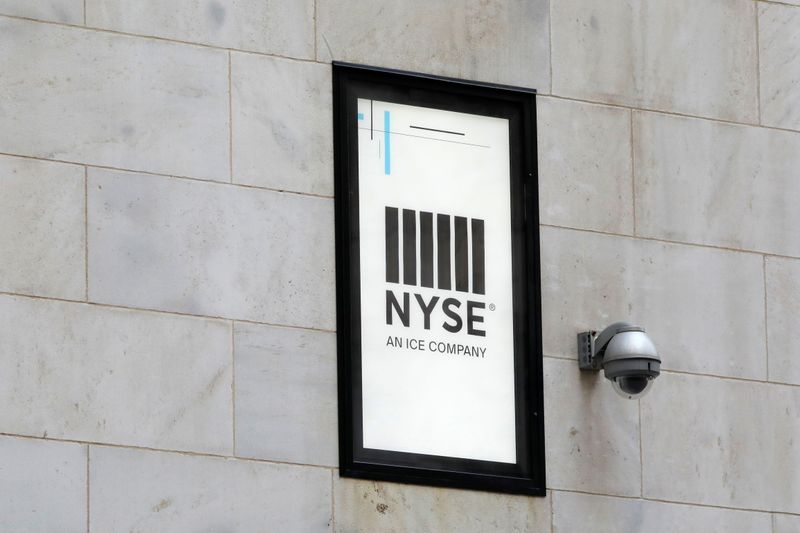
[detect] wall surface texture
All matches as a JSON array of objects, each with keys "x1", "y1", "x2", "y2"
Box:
[{"x1": 1, "y1": 0, "x2": 799, "y2": 531}]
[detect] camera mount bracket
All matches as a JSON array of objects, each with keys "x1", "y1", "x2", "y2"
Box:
[
  {"x1": 577, "y1": 330, "x2": 599, "y2": 370},
  {"x1": 578, "y1": 322, "x2": 640, "y2": 371}
]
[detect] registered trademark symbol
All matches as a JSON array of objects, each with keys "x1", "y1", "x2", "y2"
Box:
[{"x1": 489, "y1": 303, "x2": 496, "y2": 311}]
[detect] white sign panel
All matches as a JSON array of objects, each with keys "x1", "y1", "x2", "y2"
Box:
[{"x1": 357, "y1": 99, "x2": 517, "y2": 463}]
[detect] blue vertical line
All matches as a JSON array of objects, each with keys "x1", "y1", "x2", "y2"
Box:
[{"x1": 384, "y1": 110, "x2": 391, "y2": 175}]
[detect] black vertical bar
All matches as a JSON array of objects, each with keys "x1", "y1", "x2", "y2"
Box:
[
  {"x1": 385, "y1": 207, "x2": 398, "y2": 283},
  {"x1": 437, "y1": 214, "x2": 451, "y2": 290},
  {"x1": 403, "y1": 209, "x2": 416, "y2": 286},
  {"x1": 420, "y1": 212, "x2": 433, "y2": 288},
  {"x1": 454, "y1": 216, "x2": 468, "y2": 292},
  {"x1": 472, "y1": 218, "x2": 485, "y2": 295}
]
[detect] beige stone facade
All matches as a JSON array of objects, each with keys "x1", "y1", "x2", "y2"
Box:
[{"x1": 1, "y1": 1, "x2": 799, "y2": 531}]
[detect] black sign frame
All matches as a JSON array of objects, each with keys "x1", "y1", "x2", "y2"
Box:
[{"x1": 333, "y1": 62, "x2": 545, "y2": 496}]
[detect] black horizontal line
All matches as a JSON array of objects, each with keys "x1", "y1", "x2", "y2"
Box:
[
  {"x1": 409, "y1": 125, "x2": 465, "y2": 136},
  {"x1": 357, "y1": 127, "x2": 490, "y2": 148}
]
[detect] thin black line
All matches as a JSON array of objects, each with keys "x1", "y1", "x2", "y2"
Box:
[
  {"x1": 357, "y1": 127, "x2": 490, "y2": 148},
  {"x1": 370, "y1": 100, "x2": 373, "y2": 140},
  {"x1": 409, "y1": 125, "x2": 465, "y2": 136}
]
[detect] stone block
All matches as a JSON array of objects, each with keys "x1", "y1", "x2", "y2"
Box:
[
  {"x1": 316, "y1": 0, "x2": 550, "y2": 89},
  {"x1": 759, "y1": 3, "x2": 800, "y2": 131},
  {"x1": 544, "y1": 357, "x2": 640, "y2": 497},
  {"x1": 334, "y1": 476, "x2": 550, "y2": 533},
  {"x1": 0, "y1": 295, "x2": 232, "y2": 454},
  {"x1": 774, "y1": 514, "x2": 800, "y2": 533},
  {"x1": 537, "y1": 97, "x2": 633, "y2": 234},
  {"x1": 635, "y1": 112, "x2": 800, "y2": 256},
  {"x1": 541, "y1": 226, "x2": 766, "y2": 379},
  {"x1": 0, "y1": 155, "x2": 85, "y2": 299},
  {"x1": 766, "y1": 256, "x2": 800, "y2": 385},
  {"x1": 551, "y1": 0, "x2": 758, "y2": 122},
  {"x1": 232, "y1": 53, "x2": 333, "y2": 195},
  {"x1": 88, "y1": 169, "x2": 336, "y2": 330},
  {"x1": 234, "y1": 322, "x2": 337, "y2": 466},
  {"x1": 642, "y1": 373, "x2": 800, "y2": 512},
  {"x1": 90, "y1": 446, "x2": 332, "y2": 532},
  {"x1": 86, "y1": 0, "x2": 314, "y2": 58},
  {"x1": 0, "y1": 436, "x2": 86, "y2": 533},
  {"x1": 0, "y1": 18, "x2": 229, "y2": 181}
]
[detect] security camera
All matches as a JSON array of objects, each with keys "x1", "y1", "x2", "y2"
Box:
[{"x1": 577, "y1": 322, "x2": 661, "y2": 399}]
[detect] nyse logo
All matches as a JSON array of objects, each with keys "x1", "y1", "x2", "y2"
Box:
[{"x1": 384, "y1": 206, "x2": 486, "y2": 337}]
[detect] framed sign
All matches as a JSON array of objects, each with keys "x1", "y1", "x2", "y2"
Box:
[{"x1": 333, "y1": 62, "x2": 544, "y2": 496}]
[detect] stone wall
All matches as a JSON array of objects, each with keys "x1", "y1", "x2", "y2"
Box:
[{"x1": 1, "y1": 1, "x2": 798, "y2": 531}]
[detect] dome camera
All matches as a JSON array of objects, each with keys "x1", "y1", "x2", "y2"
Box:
[{"x1": 577, "y1": 322, "x2": 660, "y2": 399}]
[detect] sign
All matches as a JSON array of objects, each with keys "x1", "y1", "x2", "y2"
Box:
[{"x1": 333, "y1": 63, "x2": 545, "y2": 495}]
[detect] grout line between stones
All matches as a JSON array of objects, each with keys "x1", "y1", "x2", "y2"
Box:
[
  {"x1": 228, "y1": 51, "x2": 233, "y2": 184},
  {"x1": 314, "y1": 0, "x2": 318, "y2": 62},
  {"x1": 638, "y1": 399, "x2": 644, "y2": 497},
  {"x1": 543, "y1": 353, "x2": 800, "y2": 388},
  {"x1": 0, "y1": 13, "x2": 324, "y2": 65},
  {"x1": 82, "y1": 0, "x2": 86, "y2": 25},
  {"x1": 83, "y1": 166, "x2": 89, "y2": 302},
  {"x1": 755, "y1": 0, "x2": 763, "y2": 125},
  {"x1": 0, "y1": 431, "x2": 335, "y2": 472},
  {"x1": 550, "y1": 489, "x2": 555, "y2": 533},
  {"x1": 0, "y1": 290, "x2": 337, "y2": 334},
  {"x1": 759, "y1": 0, "x2": 800, "y2": 9},
  {"x1": 231, "y1": 320, "x2": 236, "y2": 456},
  {"x1": 630, "y1": 109, "x2": 637, "y2": 236},
  {"x1": 330, "y1": 469, "x2": 336, "y2": 533},
  {"x1": 551, "y1": 487, "x2": 792, "y2": 516},
  {"x1": 659, "y1": 368, "x2": 786, "y2": 386},
  {"x1": 539, "y1": 93, "x2": 800, "y2": 137},
  {"x1": 0, "y1": 152, "x2": 334, "y2": 200},
  {"x1": 763, "y1": 255, "x2": 770, "y2": 380},
  {"x1": 86, "y1": 445, "x2": 90, "y2": 533},
  {"x1": 548, "y1": 0, "x2": 553, "y2": 94},
  {"x1": 539, "y1": 223, "x2": 798, "y2": 259}
]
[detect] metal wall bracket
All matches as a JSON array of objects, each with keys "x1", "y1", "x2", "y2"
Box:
[{"x1": 577, "y1": 331, "x2": 599, "y2": 370}]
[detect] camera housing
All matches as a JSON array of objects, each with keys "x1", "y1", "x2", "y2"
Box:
[{"x1": 578, "y1": 322, "x2": 661, "y2": 399}]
